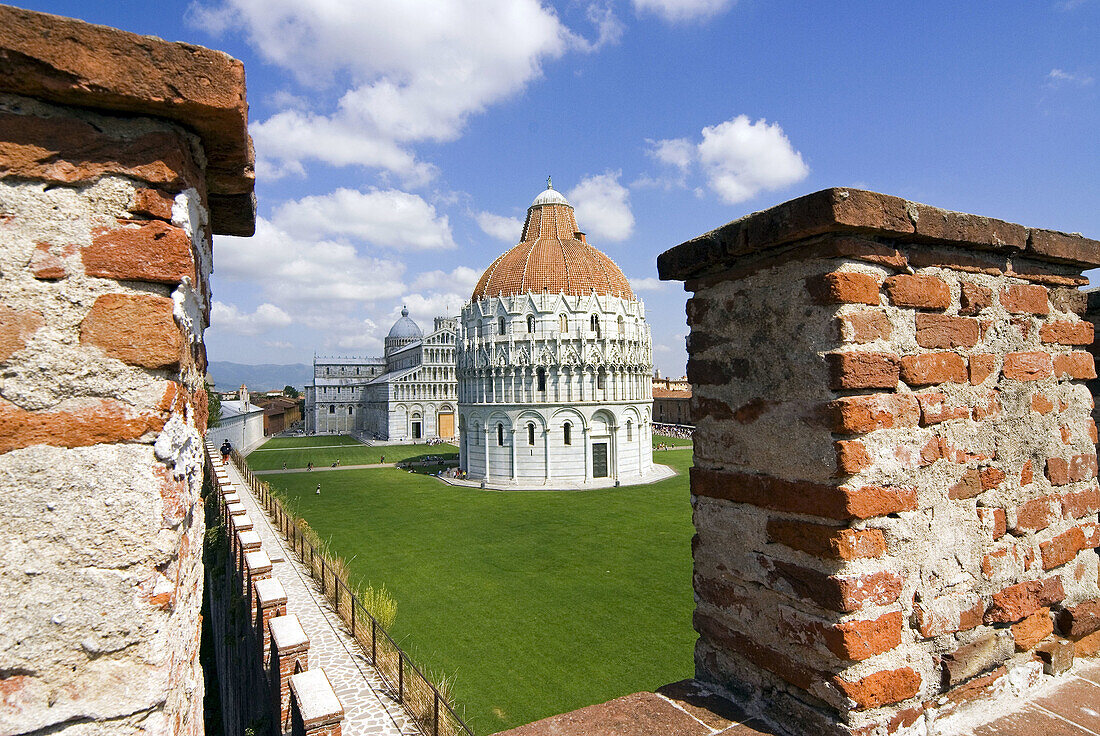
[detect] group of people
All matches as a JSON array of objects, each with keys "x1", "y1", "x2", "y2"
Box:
[{"x1": 652, "y1": 423, "x2": 693, "y2": 440}]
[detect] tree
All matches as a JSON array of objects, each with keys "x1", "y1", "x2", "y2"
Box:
[
  {"x1": 206, "y1": 381, "x2": 221, "y2": 428},
  {"x1": 283, "y1": 385, "x2": 300, "y2": 398}
]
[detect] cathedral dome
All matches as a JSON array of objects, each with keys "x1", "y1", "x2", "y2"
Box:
[
  {"x1": 471, "y1": 182, "x2": 634, "y2": 301},
  {"x1": 387, "y1": 307, "x2": 422, "y2": 339}
]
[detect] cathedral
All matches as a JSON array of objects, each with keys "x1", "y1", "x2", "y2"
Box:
[
  {"x1": 456, "y1": 182, "x2": 662, "y2": 487},
  {"x1": 304, "y1": 309, "x2": 458, "y2": 440}
]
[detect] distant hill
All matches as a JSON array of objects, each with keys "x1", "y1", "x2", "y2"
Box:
[{"x1": 207, "y1": 361, "x2": 312, "y2": 392}]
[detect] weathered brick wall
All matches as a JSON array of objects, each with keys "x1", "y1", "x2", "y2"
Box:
[
  {"x1": 0, "y1": 7, "x2": 252, "y2": 734},
  {"x1": 658, "y1": 189, "x2": 1100, "y2": 735}
]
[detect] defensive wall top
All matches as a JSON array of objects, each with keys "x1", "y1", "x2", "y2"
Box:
[
  {"x1": 657, "y1": 187, "x2": 1100, "y2": 282},
  {"x1": 0, "y1": 3, "x2": 255, "y2": 236}
]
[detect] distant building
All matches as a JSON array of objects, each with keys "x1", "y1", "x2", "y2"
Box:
[
  {"x1": 652, "y1": 386, "x2": 692, "y2": 426},
  {"x1": 304, "y1": 308, "x2": 458, "y2": 440},
  {"x1": 652, "y1": 372, "x2": 690, "y2": 392},
  {"x1": 213, "y1": 384, "x2": 265, "y2": 452},
  {"x1": 251, "y1": 394, "x2": 303, "y2": 435}
]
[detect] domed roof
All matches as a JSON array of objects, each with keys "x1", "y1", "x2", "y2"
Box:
[
  {"x1": 387, "y1": 306, "x2": 422, "y2": 339},
  {"x1": 471, "y1": 181, "x2": 634, "y2": 301}
]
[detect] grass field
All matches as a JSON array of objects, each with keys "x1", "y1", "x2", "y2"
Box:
[
  {"x1": 652, "y1": 434, "x2": 693, "y2": 448},
  {"x1": 257, "y1": 435, "x2": 365, "y2": 449},
  {"x1": 246, "y1": 439, "x2": 456, "y2": 470},
  {"x1": 249, "y1": 440, "x2": 695, "y2": 734}
]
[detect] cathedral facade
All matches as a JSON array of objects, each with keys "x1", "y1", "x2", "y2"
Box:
[
  {"x1": 304, "y1": 309, "x2": 458, "y2": 440},
  {"x1": 456, "y1": 183, "x2": 659, "y2": 487}
]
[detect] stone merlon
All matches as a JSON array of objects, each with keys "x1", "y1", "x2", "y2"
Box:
[
  {"x1": 0, "y1": 3, "x2": 255, "y2": 235},
  {"x1": 657, "y1": 187, "x2": 1100, "y2": 282}
]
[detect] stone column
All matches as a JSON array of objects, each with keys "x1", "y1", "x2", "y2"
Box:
[
  {"x1": 255, "y1": 577, "x2": 287, "y2": 668},
  {"x1": 484, "y1": 425, "x2": 492, "y2": 479},
  {"x1": 270, "y1": 614, "x2": 310, "y2": 732},
  {"x1": 544, "y1": 426, "x2": 552, "y2": 483},
  {"x1": 658, "y1": 188, "x2": 1100, "y2": 735},
  {"x1": 510, "y1": 427, "x2": 518, "y2": 481}
]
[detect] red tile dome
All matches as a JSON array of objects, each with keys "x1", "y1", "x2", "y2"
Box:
[{"x1": 471, "y1": 185, "x2": 635, "y2": 301}]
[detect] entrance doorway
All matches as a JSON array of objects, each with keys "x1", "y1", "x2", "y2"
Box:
[
  {"x1": 592, "y1": 442, "x2": 608, "y2": 478},
  {"x1": 438, "y1": 412, "x2": 455, "y2": 438},
  {"x1": 412, "y1": 421, "x2": 422, "y2": 439}
]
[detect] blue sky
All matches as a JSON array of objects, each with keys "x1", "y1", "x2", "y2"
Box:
[{"x1": 22, "y1": 0, "x2": 1100, "y2": 376}]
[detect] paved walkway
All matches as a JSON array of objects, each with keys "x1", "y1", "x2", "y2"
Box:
[
  {"x1": 253, "y1": 463, "x2": 394, "y2": 475},
  {"x1": 219, "y1": 457, "x2": 419, "y2": 736}
]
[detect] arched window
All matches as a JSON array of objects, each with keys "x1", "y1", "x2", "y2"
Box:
[
  {"x1": 626, "y1": 419, "x2": 632, "y2": 440},
  {"x1": 597, "y1": 367, "x2": 606, "y2": 390},
  {"x1": 537, "y1": 367, "x2": 546, "y2": 392},
  {"x1": 590, "y1": 314, "x2": 599, "y2": 333},
  {"x1": 498, "y1": 316, "x2": 506, "y2": 335},
  {"x1": 559, "y1": 314, "x2": 568, "y2": 333},
  {"x1": 527, "y1": 315, "x2": 535, "y2": 333},
  {"x1": 477, "y1": 323, "x2": 483, "y2": 338},
  {"x1": 563, "y1": 421, "x2": 572, "y2": 445},
  {"x1": 328, "y1": 405, "x2": 335, "y2": 414},
  {"x1": 527, "y1": 423, "x2": 535, "y2": 445},
  {"x1": 618, "y1": 316, "x2": 624, "y2": 335},
  {"x1": 497, "y1": 423, "x2": 504, "y2": 446},
  {"x1": 348, "y1": 407, "x2": 354, "y2": 415}
]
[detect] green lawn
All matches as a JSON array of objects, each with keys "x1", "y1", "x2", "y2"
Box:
[
  {"x1": 251, "y1": 452, "x2": 695, "y2": 734},
  {"x1": 256, "y1": 435, "x2": 364, "y2": 449},
  {"x1": 247, "y1": 437, "x2": 456, "y2": 470},
  {"x1": 652, "y1": 434, "x2": 693, "y2": 448}
]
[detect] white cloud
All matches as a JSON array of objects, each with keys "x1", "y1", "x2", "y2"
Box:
[
  {"x1": 575, "y1": 0, "x2": 625, "y2": 50},
  {"x1": 475, "y1": 211, "x2": 524, "y2": 243},
  {"x1": 264, "y1": 340, "x2": 294, "y2": 349},
  {"x1": 214, "y1": 217, "x2": 407, "y2": 306},
  {"x1": 628, "y1": 276, "x2": 665, "y2": 292},
  {"x1": 642, "y1": 115, "x2": 809, "y2": 204},
  {"x1": 632, "y1": 0, "x2": 735, "y2": 23},
  {"x1": 195, "y1": 0, "x2": 581, "y2": 181},
  {"x1": 211, "y1": 302, "x2": 292, "y2": 335},
  {"x1": 697, "y1": 116, "x2": 809, "y2": 203},
  {"x1": 1047, "y1": 68, "x2": 1094, "y2": 86},
  {"x1": 567, "y1": 171, "x2": 635, "y2": 242},
  {"x1": 401, "y1": 292, "x2": 469, "y2": 321},
  {"x1": 653, "y1": 343, "x2": 672, "y2": 353},
  {"x1": 272, "y1": 188, "x2": 456, "y2": 250},
  {"x1": 412, "y1": 266, "x2": 481, "y2": 294}
]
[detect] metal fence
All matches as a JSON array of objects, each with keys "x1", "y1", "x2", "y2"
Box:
[{"x1": 229, "y1": 450, "x2": 474, "y2": 736}]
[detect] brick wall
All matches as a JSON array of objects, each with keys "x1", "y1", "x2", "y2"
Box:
[
  {"x1": 0, "y1": 7, "x2": 252, "y2": 734},
  {"x1": 658, "y1": 188, "x2": 1100, "y2": 735}
]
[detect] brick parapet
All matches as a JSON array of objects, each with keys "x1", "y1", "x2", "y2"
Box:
[
  {"x1": 660, "y1": 189, "x2": 1100, "y2": 734},
  {"x1": 289, "y1": 669, "x2": 345, "y2": 736}
]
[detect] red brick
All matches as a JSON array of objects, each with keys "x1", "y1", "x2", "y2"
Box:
[
  {"x1": 1012, "y1": 608, "x2": 1053, "y2": 650},
  {"x1": 1075, "y1": 629, "x2": 1100, "y2": 656},
  {"x1": 916, "y1": 313, "x2": 980, "y2": 349},
  {"x1": 690, "y1": 467, "x2": 853, "y2": 520},
  {"x1": 1014, "y1": 495, "x2": 1061, "y2": 534},
  {"x1": 1001, "y1": 284, "x2": 1049, "y2": 315},
  {"x1": 1056, "y1": 601, "x2": 1100, "y2": 638},
  {"x1": 694, "y1": 611, "x2": 825, "y2": 691},
  {"x1": 838, "y1": 310, "x2": 892, "y2": 343},
  {"x1": 969, "y1": 354, "x2": 997, "y2": 385},
  {"x1": 132, "y1": 187, "x2": 176, "y2": 220},
  {"x1": 1090, "y1": 419, "x2": 1099, "y2": 444},
  {"x1": 1046, "y1": 455, "x2": 1098, "y2": 486},
  {"x1": 835, "y1": 439, "x2": 872, "y2": 474},
  {"x1": 1003, "y1": 352, "x2": 1053, "y2": 381},
  {"x1": 1029, "y1": 229, "x2": 1100, "y2": 267},
  {"x1": 29, "y1": 241, "x2": 69, "y2": 280},
  {"x1": 915, "y1": 595, "x2": 985, "y2": 637},
  {"x1": 899, "y1": 352, "x2": 968, "y2": 386},
  {"x1": 807, "y1": 272, "x2": 881, "y2": 306},
  {"x1": 1022, "y1": 459, "x2": 1034, "y2": 486},
  {"x1": 982, "y1": 545, "x2": 1029, "y2": 579},
  {"x1": 1061, "y1": 486, "x2": 1100, "y2": 519},
  {"x1": 766, "y1": 519, "x2": 886, "y2": 560},
  {"x1": 884, "y1": 274, "x2": 950, "y2": 310},
  {"x1": 830, "y1": 394, "x2": 921, "y2": 434},
  {"x1": 83, "y1": 220, "x2": 195, "y2": 285},
  {"x1": 0, "y1": 305, "x2": 45, "y2": 362},
  {"x1": 917, "y1": 392, "x2": 969, "y2": 425},
  {"x1": 971, "y1": 390, "x2": 1001, "y2": 420},
  {"x1": 826, "y1": 352, "x2": 900, "y2": 390},
  {"x1": 80, "y1": 293, "x2": 182, "y2": 369},
  {"x1": 1041, "y1": 526, "x2": 1088, "y2": 570},
  {"x1": 959, "y1": 283, "x2": 993, "y2": 315},
  {"x1": 1053, "y1": 352, "x2": 1096, "y2": 380},
  {"x1": 766, "y1": 559, "x2": 903, "y2": 612},
  {"x1": 981, "y1": 467, "x2": 1006, "y2": 491},
  {"x1": 1051, "y1": 287, "x2": 1089, "y2": 315},
  {"x1": 1032, "y1": 393, "x2": 1055, "y2": 414},
  {"x1": 985, "y1": 578, "x2": 1065, "y2": 624},
  {"x1": 1040, "y1": 321, "x2": 1094, "y2": 345},
  {"x1": 841, "y1": 484, "x2": 918, "y2": 519},
  {"x1": 833, "y1": 667, "x2": 920, "y2": 710},
  {"x1": 978, "y1": 506, "x2": 1007, "y2": 539},
  {"x1": 949, "y1": 468, "x2": 983, "y2": 500},
  {"x1": 823, "y1": 611, "x2": 903, "y2": 661},
  {"x1": 0, "y1": 396, "x2": 165, "y2": 454},
  {"x1": 920, "y1": 436, "x2": 942, "y2": 466}
]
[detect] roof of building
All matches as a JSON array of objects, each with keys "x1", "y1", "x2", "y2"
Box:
[
  {"x1": 652, "y1": 387, "x2": 692, "y2": 399},
  {"x1": 387, "y1": 306, "x2": 423, "y2": 340},
  {"x1": 471, "y1": 183, "x2": 634, "y2": 302},
  {"x1": 220, "y1": 399, "x2": 263, "y2": 418}
]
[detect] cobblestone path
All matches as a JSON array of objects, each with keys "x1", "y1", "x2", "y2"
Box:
[{"x1": 222, "y1": 458, "x2": 420, "y2": 736}]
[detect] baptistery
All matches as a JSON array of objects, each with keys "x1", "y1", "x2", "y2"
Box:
[{"x1": 457, "y1": 182, "x2": 664, "y2": 487}]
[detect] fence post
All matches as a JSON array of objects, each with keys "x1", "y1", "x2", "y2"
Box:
[
  {"x1": 372, "y1": 619, "x2": 377, "y2": 664},
  {"x1": 351, "y1": 594, "x2": 356, "y2": 637},
  {"x1": 434, "y1": 691, "x2": 440, "y2": 736},
  {"x1": 398, "y1": 650, "x2": 404, "y2": 703},
  {"x1": 321, "y1": 557, "x2": 326, "y2": 594}
]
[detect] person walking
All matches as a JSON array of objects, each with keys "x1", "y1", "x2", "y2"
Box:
[
  {"x1": 220, "y1": 439, "x2": 232, "y2": 463},
  {"x1": 316, "y1": 483, "x2": 321, "y2": 495}
]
